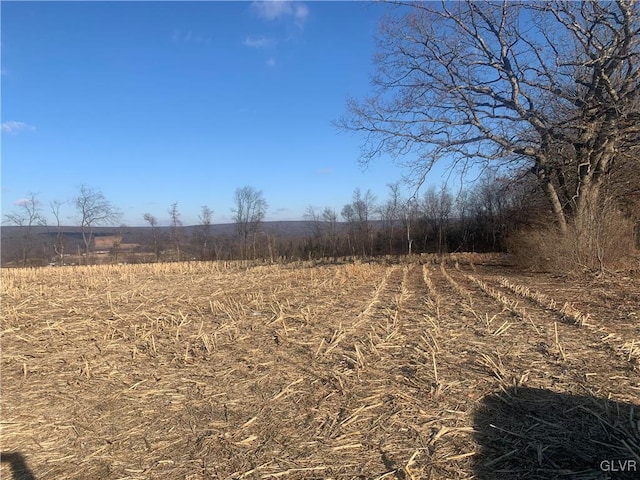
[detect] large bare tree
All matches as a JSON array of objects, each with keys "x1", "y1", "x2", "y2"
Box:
[
  {"x1": 74, "y1": 185, "x2": 121, "y2": 262},
  {"x1": 339, "y1": 1, "x2": 640, "y2": 235},
  {"x1": 232, "y1": 186, "x2": 268, "y2": 259}
]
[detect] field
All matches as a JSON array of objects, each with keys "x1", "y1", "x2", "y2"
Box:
[{"x1": 2, "y1": 255, "x2": 639, "y2": 479}]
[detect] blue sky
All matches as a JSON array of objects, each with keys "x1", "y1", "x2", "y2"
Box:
[{"x1": 2, "y1": 1, "x2": 450, "y2": 226}]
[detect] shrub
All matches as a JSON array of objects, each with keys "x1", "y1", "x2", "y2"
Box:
[{"x1": 507, "y1": 202, "x2": 636, "y2": 273}]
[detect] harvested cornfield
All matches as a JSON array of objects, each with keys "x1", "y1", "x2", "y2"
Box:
[{"x1": 1, "y1": 257, "x2": 639, "y2": 479}]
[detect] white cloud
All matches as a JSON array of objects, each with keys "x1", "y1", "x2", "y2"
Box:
[
  {"x1": 14, "y1": 198, "x2": 32, "y2": 206},
  {"x1": 252, "y1": 1, "x2": 292, "y2": 21},
  {"x1": 1, "y1": 121, "x2": 35, "y2": 135},
  {"x1": 247, "y1": 1, "x2": 309, "y2": 67},
  {"x1": 243, "y1": 35, "x2": 277, "y2": 49},
  {"x1": 251, "y1": 1, "x2": 309, "y2": 27},
  {"x1": 293, "y1": 4, "x2": 309, "y2": 27}
]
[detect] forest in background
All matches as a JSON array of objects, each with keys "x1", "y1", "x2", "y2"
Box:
[{"x1": 3, "y1": 167, "x2": 639, "y2": 272}]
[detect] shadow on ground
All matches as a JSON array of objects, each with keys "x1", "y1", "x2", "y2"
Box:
[
  {"x1": 474, "y1": 387, "x2": 640, "y2": 479},
  {"x1": 0, "y1": 452, "x2": 36, "y2": 480}
]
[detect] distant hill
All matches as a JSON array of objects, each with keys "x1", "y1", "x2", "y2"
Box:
[
  {"x1": 0, "y1": 221, "x2": 337, "y2": 264},
  {"x1": 1, "y1": 221, "x2": 318, "y2": 241}
]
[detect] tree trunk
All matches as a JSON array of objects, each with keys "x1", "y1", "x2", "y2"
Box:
[
  {"x1": 81, "y1": 229, "x2": 91, "y2": 265},
  {"x1": 575, "y1": 181, "x2": 601, "y2": 231},
  {"x1": 542, "y1": 178, "x2": 568, "y2": 234}
]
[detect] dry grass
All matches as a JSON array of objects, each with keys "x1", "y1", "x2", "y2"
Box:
[
  {"x1": 1, "y1": 258, "x2": 639, "y2": 479},
  {"x1": 506, "y1": 207, "x2": 637, "y2": 273}
]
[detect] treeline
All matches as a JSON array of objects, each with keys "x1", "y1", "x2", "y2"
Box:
[
  {"x1": 301, "y1": 174, "x2": 535, "y2": 260},
  {"x1": 3, "y1": 170, "x2": 638, "y2": 269}
]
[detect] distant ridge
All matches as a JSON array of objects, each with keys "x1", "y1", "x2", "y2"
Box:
[
  {"x1": 0, "y1": 220, "x2": 329, "y2": 241},
  {"x1": 1, "y1": 221, "x2": 351, "y2": 263}
]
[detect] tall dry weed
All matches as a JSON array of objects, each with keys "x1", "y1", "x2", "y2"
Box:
[{"x1": 507, "y1": 202, "x2": 636, "y2": 273}]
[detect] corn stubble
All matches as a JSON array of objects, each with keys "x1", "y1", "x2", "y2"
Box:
[{"x1": 1, "y1": 255, "x2": 638, "y2": 479}]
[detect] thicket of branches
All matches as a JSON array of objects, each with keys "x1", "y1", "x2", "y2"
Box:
[{"x1": 339, "y1": 0, "x2": 640, "y2": 272}]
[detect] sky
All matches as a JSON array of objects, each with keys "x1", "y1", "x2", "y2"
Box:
[{"x1": 1, "y1": 1, "x2": 451, "y2": 226}]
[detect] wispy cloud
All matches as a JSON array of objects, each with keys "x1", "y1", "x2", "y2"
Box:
[
  {"x1": 1, "y1": 121, "x2": 35, "y2": 135},
  {"x1": 293, "y1": 4, "x2": 309, "y2": 28},
  {"x1": 251, "y1": 1, "x2": 309, "y2": 28},
  {"x1": 171, "y1": 28, "x2": 212, "y2": 45},
  {"x1": 14, "y1": 198, "x2": 33, "y2": 206},
  {"x1": 243, "y1": 35, "x2": 277, "y2": 49},
  {"x1": 246, "y1": 2, "x2": 309, "y2": 67},
  {"x1": 315, "y1": 168, "x2": 334, "y2": 176}
]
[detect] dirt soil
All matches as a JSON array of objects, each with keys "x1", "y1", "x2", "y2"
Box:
[{"x1": 1, "y1": 256, "x2": 639, "y2": 479}]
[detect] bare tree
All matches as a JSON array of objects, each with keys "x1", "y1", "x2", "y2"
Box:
[
  {"x1": 74, "y1": 185, "x2": 121, "y2": 263},
  {"x1": 454, "y1": 189, "x2": 474, "y2": 251},
  {"x1": 341, "y1": 203, "x2": 357, "y2": 255},
  {"x1": 168, "y1": 202, "x2": 182, "y2": 261},
  {"x1": 110, "y1": 225, "x2": 125, "y2": 263},
  {"x1": 400, "y1": 197, "x2": 420, "y2": 255},
  {"x1": 303, "y1": 206, "x2": 326, "y2": 259},
  {"x1": 339, "y1": 1, "x2": 640, "y2": 239},
  {"x1": 322, "y1": 207, "x2": 341, "y2": 261},
  {"x1": 460, "y1": 169, "x2": 541, "y2": 252},
  {"x1": 304, "y1": 206, "x2": 342, "y2": 260},
  {"x1": 197, "y1": 205, "x2": 214, "y2": 260},
  {"x1": 143, "y1": 213, "x2": 162, "y2": 261},
  {"x1": 342, "y1": 188, "x2": 377, "y2": 256},
  {"x1": 379, "y1": 183, "x2": 403, "y2": 255},
  {"x1": 50, "y1": 200, "x2": 67, "y2": 265},
  {"x1": 3, "y1": 193, "x2": 46, "y2": 265},
  {"x1": 422, "y1": 185, "x2": 453, "y2": 253},
  {"x1": 232, "y1": 186, "x2": 268, "y2": 260}
]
